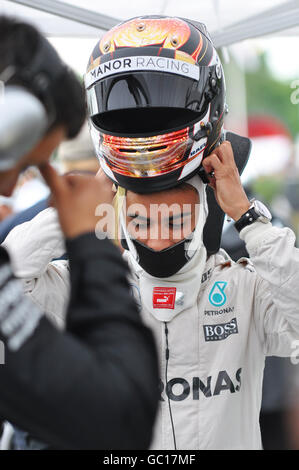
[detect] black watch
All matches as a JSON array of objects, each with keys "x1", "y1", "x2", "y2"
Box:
[{"x1": 234, "y1": 199, "x2": 272, "y2": 233}]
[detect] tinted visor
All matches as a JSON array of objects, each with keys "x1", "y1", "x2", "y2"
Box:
[
  {"x1": 99, "y1": 126, "x2": 195, "y2": 177},
  {"x1": 86, "y1": 69, "x2": 210, "y2": 133}
]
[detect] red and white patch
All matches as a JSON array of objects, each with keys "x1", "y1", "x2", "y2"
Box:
[{"x1": 153, "y1": 287, "x2": 176, "y2": 309}]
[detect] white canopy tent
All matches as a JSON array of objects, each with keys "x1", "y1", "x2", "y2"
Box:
[
  {"x1": 2, "y1": 0, "x2": 299, "y2": 77},
  {"x1": 1, "y1": 0, "x2": 299, "y2": 43}
]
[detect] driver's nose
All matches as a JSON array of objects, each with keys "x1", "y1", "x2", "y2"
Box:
[{"x1": 145, "y1": 237, "x2": 174, "y2": 252}]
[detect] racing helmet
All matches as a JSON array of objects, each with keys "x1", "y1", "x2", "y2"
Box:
[{"x1": 85, "y1": 15, "x2": 226, "y2": 193}]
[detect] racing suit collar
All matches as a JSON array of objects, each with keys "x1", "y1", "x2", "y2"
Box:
[{"x1": 122, "y1": 176, "x2": 210, "y2": 321}]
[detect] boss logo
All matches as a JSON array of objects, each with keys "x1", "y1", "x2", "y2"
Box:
[{"x1": 203, "y1": 317, "x2": 238, "y2": 342}]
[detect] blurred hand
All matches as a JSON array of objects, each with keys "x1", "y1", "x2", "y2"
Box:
[
  {"x1": 40, "y1": 163, "x2": 114, "y2": 239},
  {"x1": 0, "y1": 204, "x2": 13, "y2": 222},
  {"x1": 95, "y1": 167, "x2": 117, "y2": 193},
  {"x1": 202, "y1": 141, "x2": 250, "y2": 221}
]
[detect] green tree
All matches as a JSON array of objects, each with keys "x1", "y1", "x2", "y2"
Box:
[{"x1": 245, "y1": 53, "x2": 299, "y2": 138}]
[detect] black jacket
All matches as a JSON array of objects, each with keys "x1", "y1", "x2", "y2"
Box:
[{"x1": 0, "y1": 233, "x2": 159, "y2": 449}]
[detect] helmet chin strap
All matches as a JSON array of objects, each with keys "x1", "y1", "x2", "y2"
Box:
[
  {"x1": 184, "y1": 175, "x2": 208, "y2": 258},
  {"x1": 200, "y1": 130, "x2": 252, "y2": 255}
]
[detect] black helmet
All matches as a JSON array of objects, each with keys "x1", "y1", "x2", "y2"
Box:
[{"x1": 85, "y1": 15, "x2": 226, "y2": 193}]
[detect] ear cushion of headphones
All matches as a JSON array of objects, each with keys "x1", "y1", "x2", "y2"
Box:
[
  {"x1": 0, "y1": 35, "x2": 66, "y2": 171},
  {"x1": 0, "y1": 86, "x2": 48, "y2": 171},
  {"x1": 21, "y1": 35, "x2": 65, "y2": 96}
]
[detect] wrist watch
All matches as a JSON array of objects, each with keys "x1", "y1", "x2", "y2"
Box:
[{"x1": 234, "y1": 199, "x2": 272, "y2": 233}]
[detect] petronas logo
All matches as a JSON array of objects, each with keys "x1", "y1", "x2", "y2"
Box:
[{"x1": 209, "y1": 282, "x2": 227, "y2": 307}]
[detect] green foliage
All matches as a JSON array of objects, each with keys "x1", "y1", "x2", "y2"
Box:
[
  {"x1": 251, "y1": 175, "x2": 285, "y2": 204},
  {"x1": 221, "y1": 50, "x2": 299, "y2": 138},
  {"x1": 245, "y1": 53, "x2": 299, "y2": 138}
]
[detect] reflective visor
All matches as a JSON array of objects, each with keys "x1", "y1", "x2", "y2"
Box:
[
  {"x1": 86, "y1": 69, "x2": 210, "y2": 120},
  {"x1": 99, "y1": 127, "x2": 195, "y2": 177}
]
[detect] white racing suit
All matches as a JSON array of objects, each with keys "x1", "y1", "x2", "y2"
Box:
[{"x1": 3, "y1": 202, "x2": 299, "y2": 450}]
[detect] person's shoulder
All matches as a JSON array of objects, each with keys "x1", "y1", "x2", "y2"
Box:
[
  {"x1": 0, "y1": 198, "x2": 48, "y2": 244},
  {"x1": 215, "y1": 248, "x2": 256, "y2": 274}
]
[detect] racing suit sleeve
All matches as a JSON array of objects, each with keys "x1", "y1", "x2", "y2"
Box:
[
  {"x1": 2, "y1": 207, "x2": 65, "y2": 278},
  {"x1": 2, "y1": 207, "x2": 70, "y2": 328},
  {"x1": 240, "y1": 222, "x2": 299, "y2": 357},
  {"x1": 0, "y1": 233, "x2": 159, "y2": 449}
]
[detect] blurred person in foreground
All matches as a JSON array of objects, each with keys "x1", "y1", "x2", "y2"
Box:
[
  {"x1": 57, "y1": 122, "x2": 99, "y2": 175},
  {"x1": 4, "y1": 15, "x2": 299, "y2": 450},
  {"x1": 0, "y1": 197, "x2": 13, "y2": 223},
  {"x1": 0, "y1": 123, "x2": 99, "y2": 242},
  {"x1": 0, "y1": 16, "x2": 158, "y2": 449}
]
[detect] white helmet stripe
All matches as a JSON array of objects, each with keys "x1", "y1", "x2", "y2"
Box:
[{"x1": 85, "y1": 56, "x2": 200, "y2": 89}]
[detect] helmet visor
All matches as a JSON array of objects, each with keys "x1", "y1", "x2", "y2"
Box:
[
  {"x1": 86, "y1": 69, "x2": 211, "y2": 128},
  {"x1": 99, "y1": 126, "x2": 201, "y2": 178}
]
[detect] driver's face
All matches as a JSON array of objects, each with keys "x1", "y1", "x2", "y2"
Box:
[{"x1": 125, "y1": 185, "x2": 199, "y2": 251}]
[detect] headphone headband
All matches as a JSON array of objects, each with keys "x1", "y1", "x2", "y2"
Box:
[{"x1": 18, "y1": 35, "x2": 66, "y2": 102}]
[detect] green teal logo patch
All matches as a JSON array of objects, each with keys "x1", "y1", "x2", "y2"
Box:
[{"x1": 209, "y1": 281, "x2": 227, "y2": 307}]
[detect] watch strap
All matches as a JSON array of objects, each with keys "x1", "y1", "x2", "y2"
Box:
[{"x1": 234, "y1": 207, "x2": 259, "y2": 233}]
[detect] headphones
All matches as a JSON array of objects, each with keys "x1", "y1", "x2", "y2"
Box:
[{"x1": 0, "y1": 33, "x2": 66, "y2": 171}]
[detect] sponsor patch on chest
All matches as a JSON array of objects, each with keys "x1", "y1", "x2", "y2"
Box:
[
  {"x1": 203, "y1": 317, "x2": 238, "y2": 342},
  {"x1": 153, "y1": 287, "x2": 176, "y2": 309}
]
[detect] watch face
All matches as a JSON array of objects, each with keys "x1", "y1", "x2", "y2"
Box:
[{"x1": 254, "y1": 200, "x2": 272, "y2": 222}]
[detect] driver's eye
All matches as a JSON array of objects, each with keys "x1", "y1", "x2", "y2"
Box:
[
  {"x1": 131, "y1": 220, "x2": 150, "y2": 229},
  {"x1": 169, "y1": 221, "x2": 185, "y2": 230}
]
